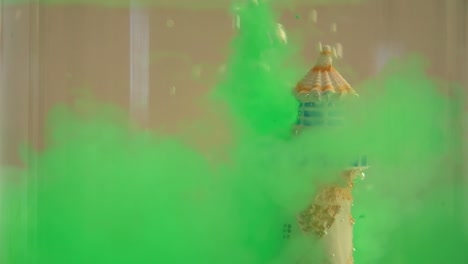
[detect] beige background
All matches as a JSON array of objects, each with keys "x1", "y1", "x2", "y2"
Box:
[{"x1": 1, "y1": 0, "x2": 467, "y2": 168}]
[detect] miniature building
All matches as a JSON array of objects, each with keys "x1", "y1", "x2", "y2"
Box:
[
  {"x1": 293, "y1": 45, "x2": 368, "y2": 264},
  {"x1": 294, "y1": 45, "x2": 355, "y2": 130}
]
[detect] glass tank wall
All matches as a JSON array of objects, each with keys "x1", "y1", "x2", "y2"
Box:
[{"x1": 1, "y1": 0, "x2": 467, "y2": 263}]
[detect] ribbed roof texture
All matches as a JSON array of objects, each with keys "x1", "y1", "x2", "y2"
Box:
[{"x1": 294, "y1": 45, "x2": 356, "y2": 97}]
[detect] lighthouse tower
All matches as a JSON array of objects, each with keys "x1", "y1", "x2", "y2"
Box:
[
  {"x1": 293, "y1": 45, "x2": 368, "y2": 264},
  {"x1": 293, "y1": 45, "x2": 355, "y2": 131}
]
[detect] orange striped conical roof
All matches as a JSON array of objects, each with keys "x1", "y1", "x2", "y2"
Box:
[{"x1": 294, "y1": 45, "x2": 356, "y2": 98}]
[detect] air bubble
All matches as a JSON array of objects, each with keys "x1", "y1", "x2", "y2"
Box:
[
  {"x1": 277, "y1": 24, "x2": 287, "y2": 44},
  {"x1": 309, "y1": 9, "x2": 317, "y2": 23},
  {"x1": 166, "y1": 19, "x2": 175, "y2": 28},
  {"x1": 192, "y1": 65, "x2": 202, "y2": 78},
  {"x1": 218, "y1": 64, "x2": 226, "y2": 74},
  {"x1": 332, "y1": 47, "x2": 338, "y2": 58},
  {"x1": 336, "y1": 43, "x2": 343, "y2": 58}
]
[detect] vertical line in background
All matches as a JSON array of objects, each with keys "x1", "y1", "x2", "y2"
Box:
[
  {"x1": 383, "y1": 0, "x2": 392, "y2": 40},
  {"x1": 0, "y1": 0, "x2": 4, "y2": 166},
  {"x1": 459, "y1": 0, "x2": 468, "y2": 235},
  {"x1": 443, "y1": 0, "x2": 458, "y2": 222},
  {"x1": 27, "y1": 0, "x2": 40, "y2": 263},
  {"x1": 0, "y1": 0, "x2": 4, "y2": 262},
  {"x1": 446, "y1": 0, "x2": 468, "y2": 230},
  {"x1": 373, "y1": 0, "x2": 400, "y2": 76},
  {"x1": 129, "y1": 2, "x2": 150, "y2": 126}
]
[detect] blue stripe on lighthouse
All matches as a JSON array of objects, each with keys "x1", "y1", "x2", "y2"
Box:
[
  {"x1": 304, "y1": 111, "x2": 323, "y2": 117},
  {"x1": 351, "y1": 155, "x2": 368, "y2": 167},
  {"x1": 303, "y1": 119, "x2": 325, "y2": 126},
  {"x1": 361, "y1": 155, "x2": 367, "y2": 166}
]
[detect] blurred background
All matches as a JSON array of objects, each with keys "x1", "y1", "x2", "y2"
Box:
[{"x1": 0, "y1": 0, "x2": 467, "y2": 263}]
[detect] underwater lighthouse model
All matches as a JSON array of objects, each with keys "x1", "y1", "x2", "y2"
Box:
[{"x1": 293, "y1": 45, "x2": 368, "y2": 264}]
